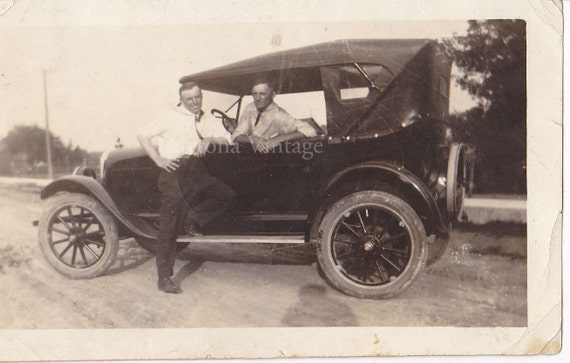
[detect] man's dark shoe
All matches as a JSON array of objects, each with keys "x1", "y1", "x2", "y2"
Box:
[
  {"x1": 158, "y1": 277, "x2": 182, "y2": 294},
  {"x1": 184, "y1": 223, "x2": 203, "y2": 237}
]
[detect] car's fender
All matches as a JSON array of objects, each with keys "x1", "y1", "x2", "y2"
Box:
[
  {"x1": 319, "y1": 161, "x2": 449, "y2": 235},
  {"x1": 40, "y1": 175, "x2": 156, "y2": 239}
]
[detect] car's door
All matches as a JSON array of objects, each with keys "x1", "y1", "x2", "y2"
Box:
[{"x1": 203, "y1": 137, "x2": 321, "y2": 214}]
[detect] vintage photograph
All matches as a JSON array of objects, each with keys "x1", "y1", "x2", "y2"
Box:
[{"x1": 0, "y1": 0, "x2": 562, "y2": 360}]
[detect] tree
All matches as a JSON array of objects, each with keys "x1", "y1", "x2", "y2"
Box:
[
  {"x1": 1, "y1": 125, "x2": 91, "y2": 175},
  {"x1": 444, "y1": 20, "x2": 526, "y2": 194},
  {"x1": 3, "y1": 125, "x2": 52, "y2": 165}
]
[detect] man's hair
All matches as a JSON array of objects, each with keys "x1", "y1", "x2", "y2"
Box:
[
  {"x1": 179, "y1": 82, "x2": 201, "y2": 95},
  {"x1": 251, "y1": 76, "x2": 276, "y2": 91}
]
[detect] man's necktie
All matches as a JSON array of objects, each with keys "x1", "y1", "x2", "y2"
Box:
[
  {"x1": 195, "y1": 110, "x2": 203, "y2": 123},
  {"x1": 255, "y1": 112, "x2": 262, "y2": 127},
  {"x1": 195, "y1": 112, "x2": 203, "y2": 140}
]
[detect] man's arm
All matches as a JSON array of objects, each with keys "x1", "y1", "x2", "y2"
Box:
[
  {"x1": 252, "y1": 131, "x2": 304, "y2": 153},
  {"x1": 234, "y1": 112, "x2": 308, "y2": 152},
  {"x1": 234, "y1": 134, "x2": 274, "y2": 153},
  {"x1": 270, "y1": 131, "x2": 306, "y2": 144},
  {"x1": 209, "y1": 137, "x2": 230, "y2": 145},
  {"x1": 193, "y1": 137, "x2": 231, "y2": 156},
  {"x1": 234, "y1": 134, "x2": 262, "y2": 144},
  {"x1": 231, "y1": 105, "x2": 254, "y2": 143},
  {"x1": 231, "y1": 119, "x2": 252, "y2": 142},
  {"x1": 273, "y1": 107, "x2": 317, "y2": 142},
  {"x1": 262, "y1": 110, "x2": 317, "y2": 150},
  {"x1": 137, "y1": 134, "x2": 179, "y2": 172}
]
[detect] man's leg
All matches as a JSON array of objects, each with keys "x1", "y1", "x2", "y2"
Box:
[
  {"x1": 179, "y1": 157, "x2": 236, "y2": 230},
  {"x1": 185, "y1": 178, "x2": 236, "y2": 229},
  {"x1": 156, "y1": 170, "x2": 184, "y2": 290}
]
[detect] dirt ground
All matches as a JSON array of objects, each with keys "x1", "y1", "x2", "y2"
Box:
[{"x1": 0, "y1": 186, "x2": 527, "y2": 328}]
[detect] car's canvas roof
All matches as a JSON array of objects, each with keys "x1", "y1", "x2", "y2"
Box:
[{"x1": 180, "y1": 39, "x2": 434, "y2": 95}]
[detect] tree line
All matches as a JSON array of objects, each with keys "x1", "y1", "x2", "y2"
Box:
[
  {"x1": 443, "y1": 19, "x2": 526, "y2": 194},
  {"x1": 0, "y1": 125, "x2": 100, "y2": 176}
]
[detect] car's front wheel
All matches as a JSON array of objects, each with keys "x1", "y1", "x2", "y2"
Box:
[
  {"x1": 317, "y1": 191, "x2": 427, "y2": 299},
  {"x1": 38, "y1": 193, "x2": 119, "y2": 279}
]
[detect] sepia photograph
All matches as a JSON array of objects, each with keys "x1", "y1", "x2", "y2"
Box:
[{"x1": 0, "y1": 0, "x2": 562, "y2": 360}]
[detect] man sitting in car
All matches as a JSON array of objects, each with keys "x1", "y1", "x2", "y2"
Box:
[{"x1": 232, "y1": 76, "x2": 317, "y2": 152}]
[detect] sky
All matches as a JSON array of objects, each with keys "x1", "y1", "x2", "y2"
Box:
[{"x1": 0, "y1": 1, "x2": 477, "y2": 152}]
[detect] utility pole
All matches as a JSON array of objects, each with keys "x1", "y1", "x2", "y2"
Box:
[{"x1": 43, "y1": 69, "x2": 54, "y2": 180}]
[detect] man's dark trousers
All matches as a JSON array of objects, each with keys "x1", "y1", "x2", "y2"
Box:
[{"x1": 156, "y1": 156, "x2": 235, "y2": 279}]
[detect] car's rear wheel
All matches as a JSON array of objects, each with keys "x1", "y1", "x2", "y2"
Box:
[
  {"x1": 135, "y1": 237, "x2": 190, "y2": 254},
  {"x1": 38, "y1": 193, "x2": 119, "y2": 279},
  {"x1": 317, "y1": 190, "x2": 427, "y2": 299}
]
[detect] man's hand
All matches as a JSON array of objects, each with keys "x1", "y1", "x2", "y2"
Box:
[
  {"x1": 193, "y1": 138, "x2": 229, "y2": 156},
  {"x1": 155, "y1": 157, "x2": 179, "y2": 172},
  {"x1": 193, "y1": 139, "x2": 213, "y2": 157},
  {"x1": 234, "y1": 134, "x2": 277, "y2": 153},
  {"x1": 138, "y1": 134, "x2": 179, "y2": 173},
  {"x1": 254, "y1": 132, "x2": 304, "y2": 153},
  {"x1": 255, "y1": 138, "x2": 277, "y2": 153}
]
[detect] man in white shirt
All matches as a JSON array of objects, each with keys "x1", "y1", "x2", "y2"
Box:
[
  {"x1": 232, "y1": 77, "x2": 317, "y2": 152},
  {"x1": 138, "y1": 82, "x2": 235, "y2": 294}
]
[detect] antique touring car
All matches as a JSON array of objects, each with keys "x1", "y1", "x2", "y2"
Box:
[{"x1": 36, "y1": 39, "x2": 467, "y2": 299}]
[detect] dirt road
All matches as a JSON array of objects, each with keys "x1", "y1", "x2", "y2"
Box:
[{"x1": 0, "y1": 186, "x2": 527, "y2": 328}]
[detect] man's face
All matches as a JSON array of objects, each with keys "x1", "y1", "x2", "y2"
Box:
[
  {"x1": 251, "y1": 83, "x2": 275, "y2": 112},
  {"x1": 180, "y1": 86, "x2": 203, "y2": 115}
]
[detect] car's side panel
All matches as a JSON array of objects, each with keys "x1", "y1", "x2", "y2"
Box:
[
  {"x1": 204, "y1": 142, "x2": 313, "y2": 213},
  {"x1": 102, "y1": 155, "x2": 161, "y2": 213},
  {"x1": 317, "y1": 160, "x2": 449, "y2": 234}
]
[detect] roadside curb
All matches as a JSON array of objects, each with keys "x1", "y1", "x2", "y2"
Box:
[
  {"x1": 0, "y1": 177, "x2": 52, "y2": 187},
  {"x1": 463, "y1": 198, "x2": 526, "y2": 224}
]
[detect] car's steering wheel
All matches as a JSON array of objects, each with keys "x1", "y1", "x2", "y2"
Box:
[{"x1": 211, "y1": 109, "x2": 237, "y2": 133}]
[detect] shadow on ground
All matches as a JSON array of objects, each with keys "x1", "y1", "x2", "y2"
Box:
[
  {"x1": 105, "y1": 238, "x2": 154, "y2": 275},
  {"x1": 281, "y1": 284, "x2": 359, "y2": 326}
]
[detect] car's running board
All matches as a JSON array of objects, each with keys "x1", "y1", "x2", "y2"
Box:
[
  {"x1": 135, "y1": 212, "x2": 308, "y2": 222},
  {"x1": 240, "y1": 214, "x2": 308, "y2": 221},
  {"x1": 176, "y1": 235, "x2": 306, "y2": 244}
]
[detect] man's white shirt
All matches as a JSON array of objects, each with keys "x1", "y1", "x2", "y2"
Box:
[{"x1": 139, "y1": 105, "x2": 232, "y2": 159}]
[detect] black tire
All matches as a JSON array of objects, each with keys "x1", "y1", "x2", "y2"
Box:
[
  {"x1": 426, "y1": 232, "x2": 450, "y2": 266},
  {"x1": 317, "y1": 190, "x2": 427, "y2": 299},
  {"x1": 38, "y1": 193, "x2": 119, "y2": 279},
  {"x1": 135, "y1": 237, "x2": 190, "y2": 254}
]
